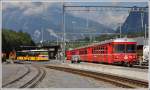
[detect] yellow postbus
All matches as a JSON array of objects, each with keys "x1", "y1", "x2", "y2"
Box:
[{"x1": 16, "y1": 49, "x2": 49, "y2": 61}]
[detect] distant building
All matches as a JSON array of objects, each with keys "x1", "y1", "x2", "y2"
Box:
[
  {"x1": 133, "y1": 37, "x2": 149, "y2": 60},
  {"x1": 132, "y1": 37, "x2": 149, "y2": 45},
  {"x1": 133, "y1": 37, "x2": 145, "y2": 45}
]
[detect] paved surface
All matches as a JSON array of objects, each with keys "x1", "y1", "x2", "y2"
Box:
[
  {"x1": 80, "y1": 62, "x2": 148, "y2": 72},
  {"x1": 37, "y1": 67, "x2": 117, "y2": 88},
  {"x1": 2, "y1": 60, "x2": 148, "y2": 89},
  {"x1": 2, "y1": 64, "x2": 28, "y2": 86},
  {"x1": 2, "y1": 64, "x2": 39, "y2": 88},
  {"x1": 2, "y1": 62, "x2": 117, "y2": 88},
  {"x1": 66, "y1": 62, "x2": 148, "y2": 82}
]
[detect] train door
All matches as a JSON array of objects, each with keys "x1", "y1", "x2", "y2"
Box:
[
  {"x1": 107, "y1": 43, "x2": 113, "y2": 64},
  {"x1": 87, "y1": 47, "x2": 92, "y2": 62},
  {"x1": 66, "y1": 51, "x2": 71, "y2": 60}
]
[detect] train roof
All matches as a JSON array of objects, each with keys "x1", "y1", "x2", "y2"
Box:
[{"x1": 74, "y1": 38, "x2": 136, "y2": 50}]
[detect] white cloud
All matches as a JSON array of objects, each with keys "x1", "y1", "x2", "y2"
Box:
[
  {"x1": 33, "y1": 30, "x2": 41, "y2": 40},
  {"x1": 68, "y1": 9, "x2": 129, "y2": 30},
  {"x1": 23, "y1": 3, "x2": 53, "y2": 16},
  {"x1": 100, "y1": 11, "x2": 129, "y2": 29},
  {"x1": 47, "y1": 29, "x2": 69, "y2": 42},
  {"x1": 2, "y1": 2, "x2": 55, "y2": 16},
  {"x1": 47, "y1": 28, "x2": 59, "y2": 38},
  {"x1": 2, "y1": 2, "x2": 129, "y2": 30}
]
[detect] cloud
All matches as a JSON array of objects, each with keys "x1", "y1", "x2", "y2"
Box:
[
  {"x1": 47, "y1": 28, "x2": 59, "y2": 38},
  {"x1": 47, "y1": 29, "x2": 69, "y2": 42},
  {"x1": 68, "y1": 9, "x2": 129, "y2": 30},
  {"x1": 2, "y1": 2, "x2": 129, "y2": 31},
  {"x1": 33, "y1": 30, "x2": 41, "y2": 40},
  {"x1": 100, "y1": 11, "x2": 129, "y2": 29},
  {"x1": 23, "y1": 3, "x2": 52, "y2": 16},
  {"x1": 2, "y1": 2, "x2": 55, "y2": 16}
]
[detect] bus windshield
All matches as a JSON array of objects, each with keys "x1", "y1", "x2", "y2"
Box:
[{"x1": 114, "y1": 44, "x2": 136, "y2": 53}]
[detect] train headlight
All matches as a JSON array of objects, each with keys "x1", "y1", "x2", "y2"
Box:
[
  {"x1": 124, "y1": 55, "x2": 128, "y2": 60},
  {"x1": 132, "y1": 56, "x2": 135, "y2": 58},
  {"x1": 115, "y1": 56, "x2": 119, "y2": 59},
  {"x1": 129, "y1": 55, "x2": 132, "y2": 59}
]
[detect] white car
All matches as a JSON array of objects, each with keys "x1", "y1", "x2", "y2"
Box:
[
  {"x1": 143, "y1": 45, "x2": 149, "y2": 65},
  {"x1": 71, "y1": 55, "x2": 80, "y2": 63}
]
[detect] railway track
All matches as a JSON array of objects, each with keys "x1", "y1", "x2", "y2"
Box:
[
  {"x1": 3, "y1": 65, "x2": 46, "y2": 88},
  {"x1": 2, "y1": 66, "x2": 30, "y2": 87},
  {"x1": 20, "y1": 66, "x2": 46, "y2": 88},
  {"x1": 45, "y1": 65, "x2": 148, "y2": 88}
]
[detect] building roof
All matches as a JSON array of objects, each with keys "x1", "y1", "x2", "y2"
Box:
[{"x1": 132, "y1": 37, "x2": 148, "y2": 45}]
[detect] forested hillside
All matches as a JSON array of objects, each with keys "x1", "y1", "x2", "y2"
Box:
[{"x1": 2, "y1": 29, "x2": 35, "y2": 53}]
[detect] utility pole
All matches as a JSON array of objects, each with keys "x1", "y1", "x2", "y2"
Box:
[
  {"x1": 144, "y1": 24, "x2": 147, "y2": 45},
  {"x1": 145, "y1": 24, "x2": 147, "y2": 39},
  {"x1": 57, "y1": 37, "x2": 58, "y2": 45},
  {"x1": 119, "y1": 23, "x2": 122, "y2": 38},
  {"x1": 62, "y1": 3, "x2": 66, "y2": 62},
  {"x1": 141, "y1": 11, "x2": 144, "y2": 32},
  {"x1": 86, "y1": 8, "x2": 92, "y2": 43}
]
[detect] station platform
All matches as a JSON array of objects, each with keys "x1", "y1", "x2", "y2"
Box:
[{"x1": 66, "y1": 62, "x2": 148, "y2": 82}]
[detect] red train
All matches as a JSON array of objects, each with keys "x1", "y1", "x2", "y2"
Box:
[{"x1": 66, "y1": 38, "x2": 137, "y2": 66}]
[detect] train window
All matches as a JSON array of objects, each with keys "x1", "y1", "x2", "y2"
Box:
[
  {"x1": 102, "y1": 51, "x2": 104, "y2": 54},
  {"x1": 126, "y1": 44, "x2": 136, "y2": 53},
  {"x1": 114, "y1": 44, "x2": 125, "y2": 53}
]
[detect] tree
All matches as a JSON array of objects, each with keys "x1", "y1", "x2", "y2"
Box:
[{"x1": 2, "y1": 29, "x2": 35, "y2": 53}]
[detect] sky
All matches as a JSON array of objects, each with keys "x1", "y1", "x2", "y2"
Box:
[
  {"x1": 2, "y1": 1, "x2": 148, "y2": 29},
  {"x1": 2, "y1": 0, "x2": 148, "y2": 41}
]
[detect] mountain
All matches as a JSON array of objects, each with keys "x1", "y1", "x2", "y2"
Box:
[
  {"x1": 116, "y1": 6, "x2": 148, "y2": 33},
  {"x1": 2, "y1": 5, "x2": 114, "y2": 42}
]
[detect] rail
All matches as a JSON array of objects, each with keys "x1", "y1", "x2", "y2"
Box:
[
  {"x1": 2, "y1": 66, "x2": 30, "y2": 87},
  {"x1": 45, "y1": 65, "x2": 148, "y2": 88},
  {"x1": 2, "y1": 65, "x2": 46, "y2": 88},
  {"x1": 20, "y1": 66, "x2": 46, "y2": 88}
]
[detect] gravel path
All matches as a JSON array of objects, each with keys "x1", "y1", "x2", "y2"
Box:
[{"x1": 37, "y1": 67, "x2": 117, "y2": 88}]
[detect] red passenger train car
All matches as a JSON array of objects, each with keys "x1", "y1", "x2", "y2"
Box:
[{"x1": 66, "y1": 38, "x2": 137, "y2": 66}]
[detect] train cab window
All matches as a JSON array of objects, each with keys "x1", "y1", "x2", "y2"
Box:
[
  {"x1": 126, "y1": 44, "x2": 136, "y2": 53},
  {"x1": 114, "y1": 44, "x2": 125, "y2": 53}
]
